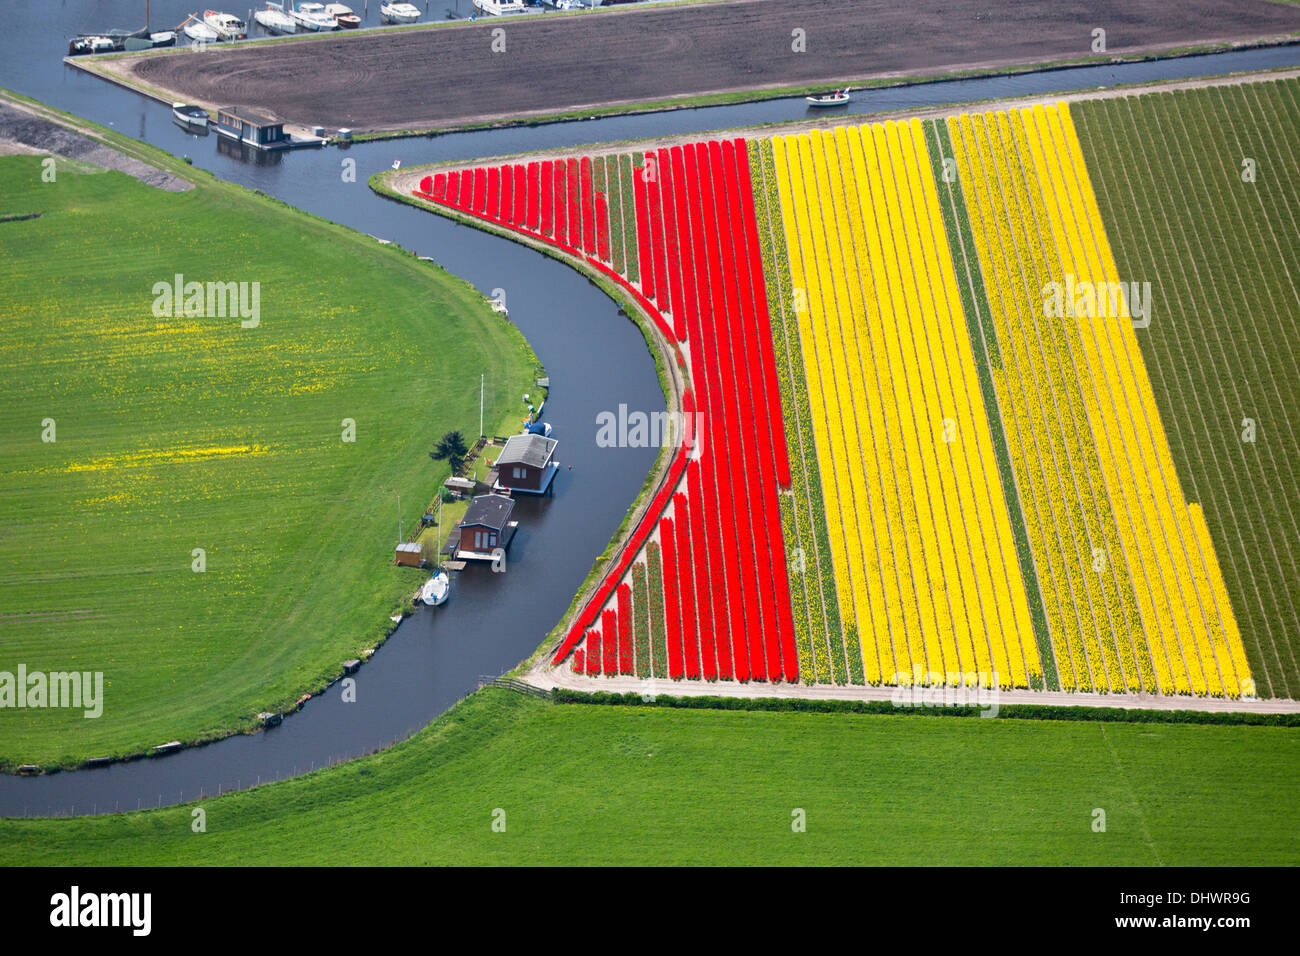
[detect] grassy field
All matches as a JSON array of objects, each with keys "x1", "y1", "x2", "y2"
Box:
[
  {"x1": 0, "y1": 148, "x2": 536, "y2": 767},
  {"x1": 1074, "y1": 79, "x2": 1300, "y2": 700},
  {"x1": 1, "y1": 688, "x2": 1295, "y2": 865}
]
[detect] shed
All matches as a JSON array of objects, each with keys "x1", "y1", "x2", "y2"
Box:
[
  {"x1": 494, "y1": 432, "x2": 559, "y2": 495},
  {"x1": 395, "y1": 542, "x2": 422, "y2": 567}
]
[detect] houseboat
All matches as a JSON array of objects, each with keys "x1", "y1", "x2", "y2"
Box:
[
  {"x1": 214, "y1": 106, "x2": 290, "y2": 149},
  {"x1": 454, "y1": 494, "x2": 516, "y2": 561},
  {"x1": 493, "y1": 432, "x2": 559, "y2": 495}
]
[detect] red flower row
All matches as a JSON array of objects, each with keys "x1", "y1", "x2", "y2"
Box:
[{"x1": 414, "y1": 139, "x2": 797, "y2": 683}]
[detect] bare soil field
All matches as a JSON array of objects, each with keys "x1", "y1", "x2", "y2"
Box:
[{"x1": 103, "y1": 0, "x2": 1300, "y2": 134}]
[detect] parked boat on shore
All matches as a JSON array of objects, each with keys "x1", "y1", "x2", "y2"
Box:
[
  {"x1": 291, "y1": 2, "x2": 338, "y2": 31},
  {"x1": 380, "y1": 2, "x2": 421, "y2": 24},
  {"x1": 253, "y1": 2, "x2": 297, "y2": 35},
  {"x1": 203, "y1": 10, "x2": 248, "y2": 39}
]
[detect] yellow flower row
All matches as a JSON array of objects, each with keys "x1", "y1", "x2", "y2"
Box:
[
  {"x1": 947, "y1": 99, "x2": 1252, "y2": 698},
  {"x1": 1049, "y1": 102, "x2": 1251, "y2": 697},
  {"x1": 771, "y1": 119, "x2": 1040, "y2": 689},
  {"x1": 952, "y1": 110, "x2": 1156, "y2": 694}
]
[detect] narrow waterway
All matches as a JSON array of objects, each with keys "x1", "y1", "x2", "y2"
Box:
[{"x1": 1, "y1": 1, "x2": 1297, "y2": 816}]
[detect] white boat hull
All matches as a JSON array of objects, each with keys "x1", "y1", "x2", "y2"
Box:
[
  {"x1": 204, "y1": 14, "x2": 248, "y2": 40},
  {"x1": 183, "y1": 23, "x2": 220, "y2": 42},
  {"x1": 292, "y1": 15, "x2": 336, "y2": 31},
  {"x1": 381, "y1": 4, "x2": 421, "y2": 23},
  {"x1": 254, "y1": 11, "x2": 297, "y2": 34},
  {"x1": 420, "y1": 573, "x2": 450, "y2": 607},
  {"x1": 172, "y1": 104, "x2": 210, "y2": 129},
  {"x1": 474, "y1": 0, "x2": 526, "y2": 14}
]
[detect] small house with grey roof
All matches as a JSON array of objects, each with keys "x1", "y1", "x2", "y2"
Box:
[
  {"x1": 455, "y1": 493, "x2": 516, "y2": 560},
  {"x1": 493, "y1": 433, "x2": 559, "y2": 495}
]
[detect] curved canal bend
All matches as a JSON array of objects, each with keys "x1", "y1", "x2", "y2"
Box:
[{"x1": 1, "y1": 2, "x2": 1298, "y2": 816}]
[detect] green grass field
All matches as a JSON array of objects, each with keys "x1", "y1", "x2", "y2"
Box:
[
  {"x1": 2, "y1": 689, "x2": 1295, "y2": 864},
  {"x1": 1075, "y1": 79, "x2": 1300, "y2": 699},
  {"x1": 0, "y1": 147, "x2": 535, "y2": 767}
]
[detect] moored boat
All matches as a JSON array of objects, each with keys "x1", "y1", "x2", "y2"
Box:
[
  {"x1": 203, "y1": 10, "x2": 248, "y2": 39},
  {"x1": 68, "y1": 35, "x2": 118, "y2": 55},
  {"x1": 123, "y1": 30, "x2": 178, "y2": 50},
  {"x1": 253, "y1": 2, "x2": 297, "y2": 34},
  {"x1": 420, "y1": 571, "x2": 450, "y2": 607},
  {"x1": 473, "y1": 0, "x2": 526, "y2": 13},
  {"x1": 181, "y1": 16, "x2": 220, "y2": 43},
  {"x1": 806, "y1": 87, "x2": 851, "y2": 107},
  {"x1": 172, "y1": 103, "x2": 210, "y2": 131},
  {"x1": 291, "y1": 1, "x2": 338, "y2": 31},
  {"x1": 380, "y1": 2, "x2": 421, "y2": 24},
  {"x1": 324, "y1": 3, "x2": 360, "y2": 27}
]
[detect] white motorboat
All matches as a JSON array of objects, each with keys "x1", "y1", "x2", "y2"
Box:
[
  {"x1": 473, "y1": 0, "x2": 525, "y2": 14},
  {"x1": 806, "y1": 87, "x2": 851, "y2": 107},
  {"x1": 291, "y1": 2, "x2": 338, "y2": 31},
  {"x1": 172, "y1": 103, "x2": 210, "y2": 131},
  {"x1": 181, "y1": 17, "x2": 220, "y2": 43},
  {"x1": 420, "y1": 571, "x2": 449, "y2": 607},
  {"x1": 203, "y1": 10, "x2": 248, "y2": 39},
  {"x1": 324, "y1": 3, "x2": 361, "y2": 27},
  {"x1": 380, "y1": 2, "x2": 421, "y2": 24},
  {"x1": 253, "y1": 2, "x2": 297, "y2": 34}
]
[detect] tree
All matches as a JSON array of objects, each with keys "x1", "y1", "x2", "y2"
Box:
[{"x1": 430, "y1": 430, "x2": 469, "y2": 473}]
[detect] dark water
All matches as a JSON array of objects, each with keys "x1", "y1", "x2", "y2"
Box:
[{"x1": 2, "y1": 1, "x2": 1297, "y2": 816}]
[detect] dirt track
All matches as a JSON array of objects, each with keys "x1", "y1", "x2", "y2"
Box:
[{"x1": 106, "y1": 0, "x2": 1300, "y2": 133}]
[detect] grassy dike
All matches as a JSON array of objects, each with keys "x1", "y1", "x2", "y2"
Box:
[
  {"x1": 0, "y1": 101, "x2": 537, "y2": 768},
  {"x1": 2, "y1": 688, "x2": 1296, "y2": 864}
]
